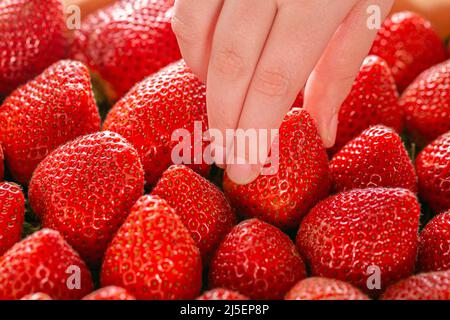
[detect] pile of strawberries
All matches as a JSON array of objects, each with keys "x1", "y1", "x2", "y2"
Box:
[{"x1": 0, "y1": 0, "x2": 449, "y2": 301}]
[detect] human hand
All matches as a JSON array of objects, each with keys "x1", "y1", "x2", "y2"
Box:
[{"x1": 172, "y1": 0, "x2": 394, "y2": 184}]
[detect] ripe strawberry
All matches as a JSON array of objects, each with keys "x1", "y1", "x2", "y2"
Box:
[
  {"x1": 197, "y1": 289, "x2": 249, "y2": 301},
  {"x1": 370, "y1": 11, "x2": 447, "y2": 92},
  {"x1": 330, "y1": 125, "x2": 417, "y2": 193},
  {"x1": 381, "y1": 270, "x2": 450, "y2": 300},
  {"x1": 20, "y1": 293, "x2": 52, "y2": 300},
  {"x1": 83, "y1": 286, "x2": 135, "y2": 300},
  {"x1": 0, "y1": 0, "x2": 67, "y2": 95},
  {"x1": 418, "y1": 210, "x2": 450, "y2": 272},
  {"x1": 285, "y1": 277, "x2": 369, "y2": 300},
  {"x1": 152, "y1": 165, "x2": 236, "y2": 260},
  {"x1": 209, "y1": 219, "x2": 307, "y2": 300},
  {"x1": 223, "y1": 108, "x2": 330, "y2": 230},
  {"x1": 0, "y1": 229, "x2": 93, "y2": 300},
  {"x1": 101, "y1": 195, "x2": 202, "y2": 300},
  {"x1": 103, "y1": 60, "x2": 210, "y2": 186},
  {"x1": 297, "y1": 188, "x2": 420, "y2": 292},
  {"x1": 415, "y1": 132, "x2": 450, "y2": 214},
  {"x1": 401, "y1": 59, "x2": 450, "y2": 144},
  {"x1": 28, "y1": 131, "x2": 145, "y2": 266},
  {"x1": 0, "y1": 182, "x2": 25, "y2": 255},
  {"x1": 330, "y1": 55, "x2": 402, "y2": 154},
  {"x1": 72, "y1": 0, "x2": 180, "y2": 99},
  {"x1": 0, "y1": 145, "x2": 4, "y2": 181},
  {"x1": 0, "y1": 60, "x2": 101, "y2": 185}
]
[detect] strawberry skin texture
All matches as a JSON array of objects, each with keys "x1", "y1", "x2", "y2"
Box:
[
  {"x1": 381, "y1": 270, "x2": 450, "y2": 300},
  {"x1": 103, "y1": 60, "x2": 210, "y2": 186},
  {"x1": 370, "y1": 11, "x2": 447, "y2": 92},
  {"x1": 0, "y1": 0, "x2": 67, "y2": 95},
  {"x1": 285, "y1": 277, "x2": 369, "y2": 300},
  {"x1": 101, "y1": 195, "x2": 202, "y2": 300},
  {"x1": 83, "y1": 286, "x2": 136, "y2": 300},
  {"x1": 418, "y1": 210, "x2": 450, "y2": 272},
  {"x1": 415, "y1": 132, "x2": 450, "y2": 214},
  {"x1": 0, "y1": 229, "x2": 93, "y2": 300},
  {"x1": 0, "y1": 182, "x2": 24, "y2": 256},
  {"x1": 209, "y1": 219, "x2": 307, "y2": 300},
  {"x1": 0, "y1": 145, "x2": 4, "y2": 181},
  {"x1": 223, "y1": 108, "x2": 330, "y2": 230},
  {"x1": 20, "y1": 293, "x2": 53, "y2": 300},
  {"x1": 401, "y1": 59, "x2": 450, "y2": 144},
  {"x1": 0, "y1": 60, "x2": 101, "y2": 185},
  {"x1": 297, "y1": 188, "x2": 420, "y2": 292},
  {"x1": 28, "y1": 131, "x2": 145, "y2": 266},
  {"x1": 330, "y1": 55, "x2": 402, "y2": 154},
  {"x1": 72, "y1": 0, "x2": 180, "y2": 98},
  {"x1": 330, "y1": 125, "x2": 417, "y2": 193},
  {"x1": 152, "y1": 165, "x2": 236, "y2": 261},
  {"x1": 197, "y1": 289, "x2": 249, "y2": 301}
]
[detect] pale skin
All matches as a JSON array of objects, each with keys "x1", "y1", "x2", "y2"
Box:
[{"x1": 172, "y1": 0, "x2": 394, "y2": 185}]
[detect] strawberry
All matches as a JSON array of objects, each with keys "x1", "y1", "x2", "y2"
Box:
[
  {"x1": 101, "y1": 195, "x2": 202, "y2": 300},
  {"x1": 415, "y1": 131, "x2": 450, "y2": 214},
  {"x1": 0, "y1": 60, "x2": 101, "y2": 185},
  {"x1": 152, "y1": 165, "x2": 236, "y2": 260},
  {"x1": 330, "y1": 55, "x2": 402, "y2": 154},
  {"x1": 0, "y1": 229, "x2": 93, "y2": 300},
  {"x1": 20, "y1": 293, "x2": 53, "y2": 300},
  {"x1": 28, "y1": 131, "x2": 145, "y2": 266},
  {"x1": 0, "y1": 0, "x2": 67, "y2": 95},
  {"x1": 330, "y1": 125, "x2": 417, "y2": 193},
  {"x1": 418, "y1": 210, "x2": 450, "y2": 272},
  {"x1": 0, "y1": 145, "x2": 4, "y2": 181},
  {"x1": 72, "y1": 0, "x2": 180, "y2": 99},
  {"x1": 296, "y1": 188, "x2": 420, "y2": 292},
  {"x1": 381, "y1": 270, "x2": 450, "y2": 300},
  {"x1": 285, "y1": 277, "x2": 369, "y2": 300},
  {"x1": 401, "y1": 59, "x2": 450, "y2": 144},
  {"x1": 83, "y1": 286, "x2": 135, "y2": 300},
  {"x1": 370, "y1": 11, "x2": 447, "y2": 92},
  {"x1": 209, "y1": 218, "x2": 307, "y2": 300},
  {"x1": 0, "y1": 182, "x2": 25, "y2": 255},
  {"x1": 197, "y1": 289, "x2": 249, "y2": 301},
  {"x1": 223, "y1": 108, "x2": 330, "y2": 230},
  {"x1": 103, "y1": 60, "x2": 210, "y2": 187}
]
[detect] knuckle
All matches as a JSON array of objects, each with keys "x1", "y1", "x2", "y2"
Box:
[
  {"x1": 252, "y1": 68, "x2": 291, "y2": 98},
  {"x1": 211, "y1": 47, "x2": 247, "y2": 80}
]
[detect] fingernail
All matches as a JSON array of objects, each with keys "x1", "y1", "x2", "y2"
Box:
[
  {"x1": 213, "y1": 144, "x2": 227, "y2": 169},
  {"x1": 226, "y1": 157, "x2": 260, "y2": 185}
]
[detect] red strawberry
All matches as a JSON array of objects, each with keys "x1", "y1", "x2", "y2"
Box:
[
  {"x1": 418, "y1": 210, "x2": 450, "y2": 272},
  {"x1": 415, "y1": 131, "x2": 450, "y2": 214},
  {"x1": 223, "y1": 108, "x2": 330, "y2": 230},
  {"x1": 0, "y1": 182, "x2": 25, "y2": 255},
  {"x1": 28, "y1": 131, "x2": 145, "y2": 266},
  {"x1": 103, "y1": 60, "x2": 209, "y2": 186},
  {"x1": 83, "y1": 286, "x2": 135, "y2": 300},
  {"x1": 285, "y1": 277, "x2": 369, "y2": 300},
  {"x1": 370, "y1": 11, "x2": 447, "y2": 92},
  {"x1": 401, "y1": 59, "x2": 450, "y2": 144},
  {"x1": 197, "y1": 289, "x2": 249, "y2": 301},
  {"x1": 0, "y1": 0, "x2": 67, "y2": 95},
  {"x1": 20, "y1": 293, "x2": 53, "y2": 300},
  {"x1": 101, "y1": 195, "x2": 202, "y2": 300},
  {"x1": 0, "y1": 229, "x2": 93, "y2": 300},
  {"x1": 0, "y1": 145, "x2": 4, "y2": 181},
  {"x1": 297, "y1": 188, "x2": 420, "y2": 292},
  {"x1": 330, "y1": 125, "x2": 417, "y2": 193},
  {"x1": 381, "y1": 270, "x2": 450, "y2": 300},
  {"x1": 72, "y1": 0, "x2": 180, "y2": 99},
  {"x1": 209, "y1": 219, "x2": 307, "y2": 300},
  {"x1": 152, "y1": 165, "x2": 236, "y2": 260},
  {"x1": 330, "y1": 55, "x2": 402, "y2": 154},
  {"x1": 0, "y1": 60, "x2": 101, "y2": 185}
]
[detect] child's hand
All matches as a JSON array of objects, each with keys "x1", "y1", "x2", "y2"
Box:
[{"x1": 172, "y1": 0, "x2": 394, "y2": 184}]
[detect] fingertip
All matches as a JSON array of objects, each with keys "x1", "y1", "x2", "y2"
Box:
[{"x1": 226, "y1": 161, "x2": 260, "y2": 186}]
